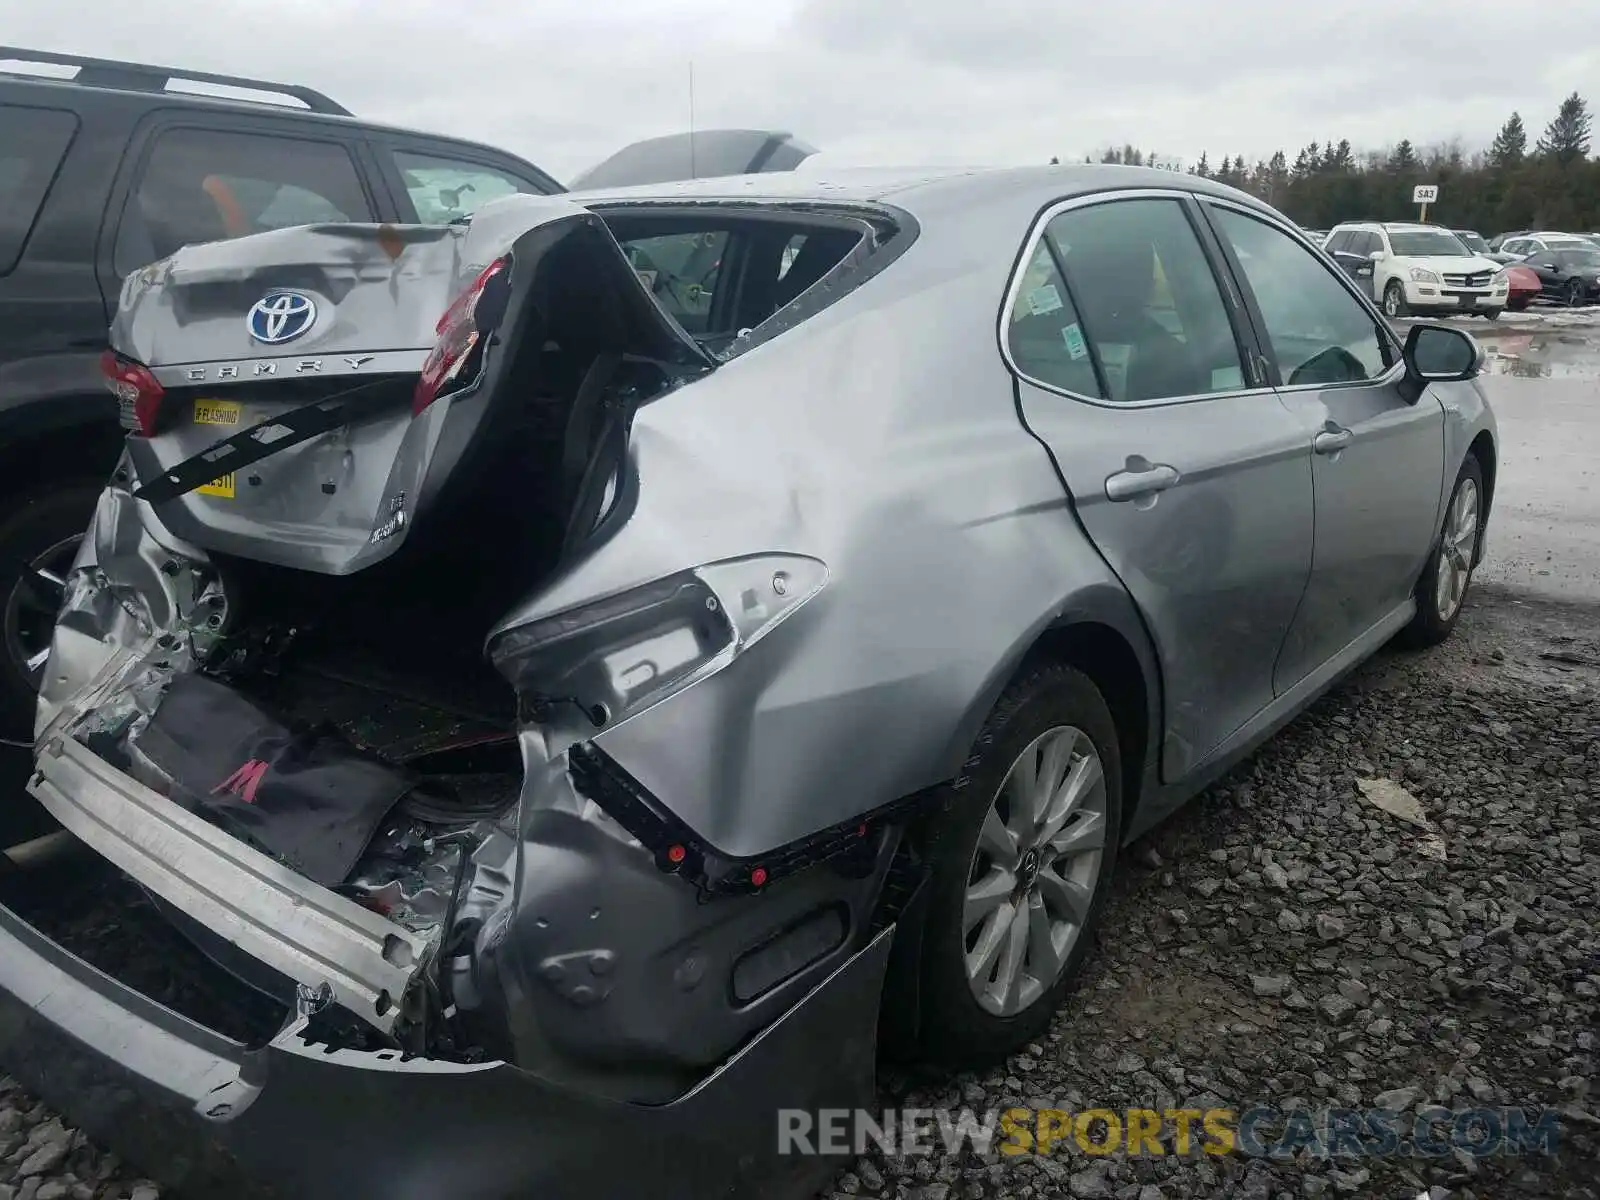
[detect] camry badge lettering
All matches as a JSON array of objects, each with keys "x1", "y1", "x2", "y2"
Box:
[{"x1": 175, "y1": 358, "x2": 381, "y2": 382}]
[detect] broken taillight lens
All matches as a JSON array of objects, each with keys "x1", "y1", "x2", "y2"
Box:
[
  {"x1": 488, "y1": 555, "x2": 829, "y2": 729},
  {"x1": 102, "y1": 349, "x2": 165, "y2": 436},
  {"x1": 413, "y1": 255, "x2": 512, "y2": 415}
]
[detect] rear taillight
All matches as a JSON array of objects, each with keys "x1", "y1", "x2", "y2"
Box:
[
  {"x1": 102, "y1": 349, "x2": 165, "y2": 436},
  {"x1": 413, "y1": 255, "x2": 512, "y2": 415}
]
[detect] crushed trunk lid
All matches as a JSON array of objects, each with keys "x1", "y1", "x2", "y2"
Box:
[{"x1": 114, "y1": 195, "x2": 713, "y2": 576}]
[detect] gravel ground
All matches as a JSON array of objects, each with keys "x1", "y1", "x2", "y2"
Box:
[
  {"x1": 832, "y1": 583, "x2": 1599, "y2": 1200},
  {"x1": 0, "y1": 586, "x2": 1595, "y2": 1200}
]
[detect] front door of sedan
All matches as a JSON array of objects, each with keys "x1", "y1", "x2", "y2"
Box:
[
  {"x1": 1002, "y1": 192, "x2": 1314, "y2": 782},
  {"x1": 1201, "y1": 202, "x2": 1446, "y2": 692}
]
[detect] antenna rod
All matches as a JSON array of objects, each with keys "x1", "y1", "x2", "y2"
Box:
[{"x1": 688, "y1": 61, "x2": 697, "y2": 179}]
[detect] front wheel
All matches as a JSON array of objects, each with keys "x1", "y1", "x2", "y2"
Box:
[
  {"x1": 1481, "y1": 309, "x2": 1502, "y2": 321},
  {"x1": 910, "y1": 662, "x2": 1122, "y2": 1066},
  {"x1": 1400, "y1": 456, "x2": 1484, "y2": 648},
  {"x1": 1567, "y1": 279, "x2": 1587, "y2": 307},
  {"x1": 1383, "y1": 280, "x2": 1409, "y2": 319}
]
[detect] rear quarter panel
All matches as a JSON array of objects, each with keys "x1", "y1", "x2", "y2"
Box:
[{"x1": 500, "y1": 205, "x2": 1158, "y2": 858}]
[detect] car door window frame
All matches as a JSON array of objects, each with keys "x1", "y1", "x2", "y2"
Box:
[
  {"x1": 99, "y1": 111, "x2": 386, "y2": 282},
  {"x1": 997, "y1": 188, "x2": 1272, "y2": 410},
  {"x1": 1196, "y1": 197, "x2": 1405, "y2": 393}
]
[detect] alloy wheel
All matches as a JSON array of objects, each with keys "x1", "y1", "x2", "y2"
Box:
[
  {"x1": 1383, "y1": 286, "x2": 1401, "y2": 318},
  {"x1": 1568, "y1": 280, "x2": 1586, "y2": 308},
  {"x1": 962, "y1": 725, "x2": 1108, "y2": 1017},
  {"x1": 1434, "y1": 477, "x2": 1479, "y2": 622},
  {"x1": 2, "y1": 534, "x2": 79, "y2": 689}
]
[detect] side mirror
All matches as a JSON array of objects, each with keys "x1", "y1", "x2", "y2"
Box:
[
  {"x1": 1401, "y1": 323, "x2": 1483, "y2": 401},
  {"x1": 1368, "y1": 249, "x2": 1386, "y2": 261}
]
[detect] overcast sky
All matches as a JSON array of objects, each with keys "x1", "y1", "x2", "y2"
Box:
[{"x1": 8, "y1": 0, "x2": 1600, "y2": 183}]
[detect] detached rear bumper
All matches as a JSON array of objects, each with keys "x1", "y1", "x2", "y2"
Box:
[
  {"x1": 0, "y1": 898, "x2": 889, "y2": 1200},
  {"x1": 27, "y1": 736, "x2": 428, "y2": 1036}
]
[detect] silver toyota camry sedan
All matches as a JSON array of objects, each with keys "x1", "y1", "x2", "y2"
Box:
[{"x1": 2, "y1": 164, "x2": 1494, "y2": 1199}]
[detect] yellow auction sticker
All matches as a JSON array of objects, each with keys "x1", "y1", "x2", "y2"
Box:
[
  {"x1": 198, "y1": 474, "x2": 236, "y2": 499},
  {"x1": 194, "y1": 399, "x2": 242, "y2": 426}
]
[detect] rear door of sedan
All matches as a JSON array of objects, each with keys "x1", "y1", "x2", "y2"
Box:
[
  {"x1": 1197, "y1": 199, "x2": 1446, "y2": 693},
  {"x1": 1002, "y1": 189, "x2": 1314, "y2": 783}
]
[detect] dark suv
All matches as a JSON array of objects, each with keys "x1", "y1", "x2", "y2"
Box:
[{"x1": 0, "y1": 48, "x2": 570, "y2": 733}]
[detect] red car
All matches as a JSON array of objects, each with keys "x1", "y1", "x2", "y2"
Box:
[{"x1": 1502, "y1": 263, "x2": 1542, "y2": 311}]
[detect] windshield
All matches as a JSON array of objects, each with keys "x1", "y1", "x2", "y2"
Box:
[
  {"x1": 1455, "y1": 231, "x2": 1489, "y2": 252},
  {"x1": 1388, "y1": 229, "x2": 1470, "y2": 257}
]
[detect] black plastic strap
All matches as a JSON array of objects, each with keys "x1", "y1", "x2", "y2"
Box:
[{"x1": 132, "y1": 382, "x2": 399, "y2": 505}]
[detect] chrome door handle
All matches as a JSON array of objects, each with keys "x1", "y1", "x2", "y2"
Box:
[
  {"x1": 1105, "y1": 460, "x2": 1180, "y2": 502},
  {"x1": 1314, "y1": 426, "x2": 1353, "y2": 455}
]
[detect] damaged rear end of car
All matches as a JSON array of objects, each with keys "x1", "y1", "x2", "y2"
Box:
[{"x1": 8, "y1": 192, "x2": 917, "y2": 1198}]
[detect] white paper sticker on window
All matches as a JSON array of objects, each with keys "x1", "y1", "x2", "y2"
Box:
[
  {"x1": 1028, "y1": 284, "x2": 1064, "y2": 317},
  {"x1": 1211, "y1": 364, "x2": 1244, "y2": 390},
  {"x1": 1061, "y1": 322, "x2": 1089, "y2": 360}
]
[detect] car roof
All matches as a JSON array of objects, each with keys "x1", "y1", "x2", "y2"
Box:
[
  {"x1": 0, "y1": 62, "x2": 540, "y2": 178},
  {"x1": 568, "y1": 162, "x2": 1284, "y2": 222}
]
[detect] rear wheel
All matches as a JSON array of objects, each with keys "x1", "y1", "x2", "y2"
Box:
[
  {"x1": 911, "y1": 662, "x2": 1122, "y2": 1065},
  {"x1": 1400, "y1": 455, "x2": 1483, "y2": 648},
  {"x1": 1383, "y1": 280, "x2": 1409, "y2": 319},
  {"x1": 0, "y1": 481, "x2": 100, "y2": 735}
]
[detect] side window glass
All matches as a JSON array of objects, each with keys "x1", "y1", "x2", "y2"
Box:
[
  {"x1": 1211, "y1": 207, "x2": 1391, "y2": 386},
  {"x1": 617, "y1": 231, "x2": 729, "y2": 334},
  {"x1": 0, "y1": 104, "x2": 78, "y2": 276},
  {"x1": 1005, "y1": 240, "x2": 1103, "y2": 399},
  {"x1": 1046, "y1": 198, "x2": 1246, "y2": 403},
  {"x1": 1325, "y1": 231, "x2": 1351, "y2": 254},
  {"x1": 392, "y1": 151, "x2": 542, "y2": 223},
  {"x1": 115, "y1": 128, "x2": 373, "y2": 275}
]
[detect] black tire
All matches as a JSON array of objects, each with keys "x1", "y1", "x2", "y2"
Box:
[
  {"x1": 1400, "y1": 455, "x2": 1484, "y2": 648},
  {"x1": 1566, "y1": 279, "x2": 1586, "y2": 308},
  {"x1": 0, "y1": 480, "x2": 101, "y2": 735},
  {"x1": 1481, "y1": 309, "x2": 1502, "y2": 321},
  {"x1": 910, "y1": 661, "x2": 1122, "y2": 1066},
  {"x1": 1382, "y1": 279, "x2": 1409, "y2": 319}
]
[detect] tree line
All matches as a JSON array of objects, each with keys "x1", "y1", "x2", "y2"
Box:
[{"x1": 1064, "y1": 93, "x2": 1597, "y2": 234}]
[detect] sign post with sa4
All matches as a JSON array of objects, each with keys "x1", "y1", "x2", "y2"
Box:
[{"x1": 1413, "y1": 184, "x2": 1439, "y2": 222}]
